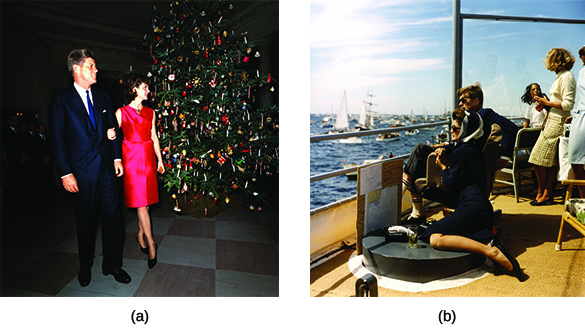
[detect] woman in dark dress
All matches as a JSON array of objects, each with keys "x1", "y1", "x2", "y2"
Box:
[{"x1": 419, "y1": 107, "x2": 524, "y2": 281}]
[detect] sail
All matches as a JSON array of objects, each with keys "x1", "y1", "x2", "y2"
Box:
[
  {"x1": 358, "y1": 101, "x2": 367, "y2": 126},
  {"x1": 335, "y1": 90, "x2": 349, "y2": 130}
]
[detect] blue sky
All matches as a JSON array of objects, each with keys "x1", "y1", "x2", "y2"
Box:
[{"x1": 310, "y1": 0, "x2": 585, "y2": 116}]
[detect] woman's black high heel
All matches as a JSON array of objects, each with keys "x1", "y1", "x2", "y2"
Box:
[
  {"x1": 136, "y1": 235, "x2": 149, "y2": 255},
  {"x1": 148, "y1": 242, "x2": 158, "y2": 269},
  {"x1": 493, "y1": 241, "x2": 525, "y2": 282}
]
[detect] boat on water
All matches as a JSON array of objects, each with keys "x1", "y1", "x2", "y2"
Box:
[
  {"x1": 405, "y1": 129, "x2": 419, "y2": 135},
  {"x1": 354, "y1": 92, "x2": 376, "y2": 131},
  {"x1": 330, "y1": 90, "x2": 363, "y2": 143},
  {"x1": 375, "y1": 132, "x2": 400, "y2": 141},
  {"x1": 321, "y1": 116, "x2": 334, "y2": 128},
  {"x1": 433, "y1": 130, "x2": 449, "y2": 144},
  {"x1": 337, "y1": 137, "x2": 362, "y2": 144},
  {"x1": 310, "y1": 1, "x2": 585, "y2": 298}
]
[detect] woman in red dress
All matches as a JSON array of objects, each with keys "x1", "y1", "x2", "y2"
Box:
[{"x1": 109, "y1": 74, "x2": 164, "y2": 268}]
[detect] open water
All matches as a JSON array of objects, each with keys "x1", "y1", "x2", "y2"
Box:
[{"x1": 310, "y1": 113, "x2": 449, "y2": 210}]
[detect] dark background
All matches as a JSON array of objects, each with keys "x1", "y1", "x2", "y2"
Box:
[{"x1": 1, "y1": 0, "x2": 278, "y2": 131}]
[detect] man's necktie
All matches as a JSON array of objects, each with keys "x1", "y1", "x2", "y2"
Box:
[{"x1": 86, "y1": 90, "x2": 95, "y2": 128}]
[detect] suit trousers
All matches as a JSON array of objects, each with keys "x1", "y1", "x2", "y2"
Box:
[
  {"x1": 74, "y1": 165, "x2": 124, "y2": 270},
  {"x1": 403, "y1": 143, "x2": 436, "y2": 192}
]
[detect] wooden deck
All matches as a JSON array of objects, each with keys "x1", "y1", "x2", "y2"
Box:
[{"x1": 311, "y1": 186, "x2": 585, "y2": 297}]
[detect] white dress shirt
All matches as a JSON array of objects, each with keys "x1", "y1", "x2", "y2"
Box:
[{"x1": 73, "y1": 82, "x2": 93, "y2": 116}]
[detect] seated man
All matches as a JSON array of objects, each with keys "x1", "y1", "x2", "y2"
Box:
[{"x1": 401, "y1": 83, "x2": 518, "y2": 223}]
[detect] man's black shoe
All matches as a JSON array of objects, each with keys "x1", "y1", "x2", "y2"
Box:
[
  {"x1": 78, "y1": 268, "x2": 91, "y2": 287},
  {"x1": 102, "y1": 266, "x2": 131, "y2": 284}
]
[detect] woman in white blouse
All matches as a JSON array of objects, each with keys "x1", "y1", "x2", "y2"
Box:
[
  {"x1": 529, "y1": 48, "x2": 576, "y2": 206},
  {"x1": 521, "y1": 83, "x2": 548, "y2": 128}
]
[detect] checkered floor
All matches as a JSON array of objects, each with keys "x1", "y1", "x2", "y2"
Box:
[{"x1": 1, "y1": 188, "x2": 279, "y2": 297}]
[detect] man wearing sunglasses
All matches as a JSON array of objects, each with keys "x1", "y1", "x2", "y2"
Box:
[{"x1": 401, "y1": 83, "x2": 517, "y2": 224}]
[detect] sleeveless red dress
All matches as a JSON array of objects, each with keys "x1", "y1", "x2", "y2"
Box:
[{"x1": 120, "y1": 105, "x2": 158, "y2": 208}]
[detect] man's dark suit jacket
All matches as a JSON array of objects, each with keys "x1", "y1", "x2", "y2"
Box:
[
  {"x1": 50, "y1": 85, "x2": 121, "y2": 184},
  {"x1": 477, "y1": 107, "x2": 519, "y2": 159}
]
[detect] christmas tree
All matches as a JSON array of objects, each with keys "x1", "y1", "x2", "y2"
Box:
[{"x1": 142, "y1": 0, "x2": 278, "y2": 215}]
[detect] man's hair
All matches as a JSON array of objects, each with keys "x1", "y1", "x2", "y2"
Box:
[
  {"x1": 579, "y1": 46, "x2": 585, "y2": 64},
  {"x1": 457, "y1": 83, "x2": 483, "y2": 107},
  {"x1": 67, "y1": 49, "x2": 95, "y2": 77},
  {"x1": 543, "y1": 48, "x2": 575, "y2": 72}
]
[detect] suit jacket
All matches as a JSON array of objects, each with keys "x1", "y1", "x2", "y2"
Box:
[
  {"x1": 478, "y1": 108, "x2": 519, "y2": 159},
  {"x1": 50, "y1": 85, "x2": 121, "y2": 185}
]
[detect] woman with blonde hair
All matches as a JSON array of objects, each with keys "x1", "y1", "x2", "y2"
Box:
[{"x1": 529, "y1": 48, "x2": 576, "y2": 205}]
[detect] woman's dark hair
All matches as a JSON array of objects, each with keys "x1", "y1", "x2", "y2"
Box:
[
  {"x1": 124, "y1": 74, "x2": 151, "y2": 103},
  {"x1": 67, "y1": 49, "x2": 95, "y2": 77},
  {"x1": 452, "y1": 107, "x2": 466, "y2": 124},
  {"x1": 520, "y1": 83, "x2": 542, "y2": 104}
]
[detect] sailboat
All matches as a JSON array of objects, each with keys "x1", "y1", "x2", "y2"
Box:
[
  {"x1": 321, "y1": 103, "x2": 335, "y2": 129},
  {"x1": 332, "y1": 91, "x2": 362, "y2": 143},
  {"x1": 334, "y1": 91, "x2": 349, "y2": 132},
  {"x1": 354, "y1": 92, "x2": 376, "y2": 130}
]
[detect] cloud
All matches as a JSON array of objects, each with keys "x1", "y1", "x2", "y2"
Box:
[
  {"x1": 310, "y1": 0, "x2": 454, "y2": 113},
  {"x1": 311, "y1": 56, "x2": 448, "y2": 104},
  {"x1": 311, "y1": 1, "x2": 451, "y2": 49},
  {"x1": 404, "y1": 15, "x2": 452, "y2": 26},
  {"x1": 311, "y1": 1, "x2": 399, "y2": 49}
]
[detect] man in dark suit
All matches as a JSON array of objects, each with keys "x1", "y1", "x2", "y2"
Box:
[{"x1": 50, "y1": 49, "x2": 131, "y2": 287}]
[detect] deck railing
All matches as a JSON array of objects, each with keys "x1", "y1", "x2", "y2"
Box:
[
  {"x1": 310, "y1": 116, "x2": 525, "y2": 184},
  {"x1": 310, "y1": 121, "x2": 450, "y2": 182},
  {"x1": 310, "y1": 115, "x2": 525, "y2": 215}
]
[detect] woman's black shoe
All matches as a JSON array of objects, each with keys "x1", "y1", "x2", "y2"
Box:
[
  {"x1": 494, "y1": 242, "x2": 525, "y2": 282},
  {"x1": 147, "y1": 242, "x2": 158, "y2": 269},
  {"x1": 148, "y1": 256, "x2": 157, "y2": 269},
  {"x1": 135, "y1": 235, "x2": 149, "y2": 255},
  {"x1": 530, "y1": 198, "x2": 554, "y2": 206}
]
